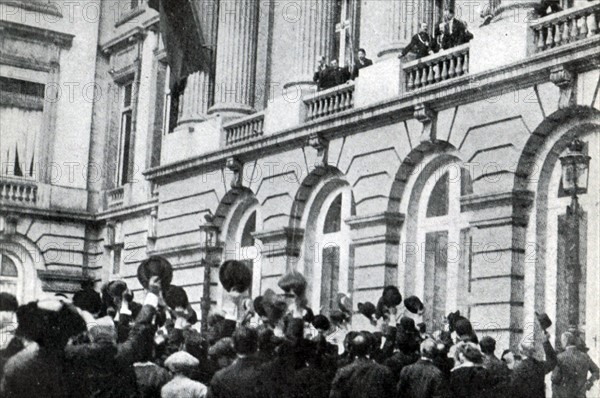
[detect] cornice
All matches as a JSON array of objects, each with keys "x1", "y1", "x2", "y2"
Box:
[
  {"x1": 345, "y1": 212, "x2": 405, "y2": 229},
  {"x1": 100, "y1": 26, "x2": 146, "y2": 56},
  {"x1": 0, "y1": 20, "x2": 73, "y2": 48},
  {"x1": 144, "y1": 36, "x2": 600, "y2": 183},
  {"x1": 1, "y1": 1, "x2": 63, "y2": 17},
  {"x1": 461, "y1": 190, "x2": 535, "y2": 212}
]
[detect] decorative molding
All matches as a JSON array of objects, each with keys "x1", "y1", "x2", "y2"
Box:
[
  {"x1": 226, "y1": 157, "x2": 243, "y2": 188},
  {"x1": 100, "y1": 27, "x2": 146, "y2": 56},
  {"x1": 345, "y1": 212, "x2": 405, "y2": 229},
  {"x1": 253, "y1": 227, "x2": 304, "y2": 258},
  {"x1": 1, "y1": 1, "x2": 63, "y2": 17},
  {"x1": 307, "y1": 132, "x2": 329, "y2": 167},
  {"x1": 414, "y1": 103, "x2": 437, "y2": 144},
  {"x1": 550, "y1": 65, "x2": 576, "y2": 109},
  {"x1": 0, "y1": 20, "x2": 73, "y2": 48},
  {"x1": 37, "y1": 270, "x2": 89, "y2": 293},
  {"x1": 461, "y1": 190, "x2": 535, "y2": 212}
]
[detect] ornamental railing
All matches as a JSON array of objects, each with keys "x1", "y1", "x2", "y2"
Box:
[
  {"x1": 223, "y1": 112, "x2": 265, "y2": 146},
  {"x1": 531, "y1": 1, "x2": 600, "y2": 53},
  {"x1": 304, "y1": 82, "x2": 355, "y2": 121},
  {"x1": 106, "y1": 186, "x2": 125, "y2": 207},
  {"x1": 403, "y1": 44, "x2": 470, "y2": 92},
  {"x1": 0, "y1": 177, "x2": 37, "y2": 204}
]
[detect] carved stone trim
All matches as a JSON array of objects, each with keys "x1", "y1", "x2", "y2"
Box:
[
  {"x1": 100, "y1": 27, "x2": 146, "y2": 56},
  {"x1": 253, "y1": 227, "x2": 304, "y2": 258},
  {"x1": 414, "y1": 104, "x2": 437, "y2": 144},
  {"x1": 307, "y1": 132, "x2": 329, "y2": 167},
  {"x1": 226, "y1": 157, "x2": 243, "y2": 188},
  {"x1": 550, "y1": 65, "x2": 576, "y2": 109},
  {"x1": 37, "y1": 270, "x2": 88, "y2": 293},
  {"x1": 0, "y1": 20, "x2": 73, "y2": 48}
]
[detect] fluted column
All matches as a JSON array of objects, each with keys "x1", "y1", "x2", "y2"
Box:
[
  {"x1": 209, "y1": 0, "x2": 259, "y2": 117},
  {"x1": 177, "y1": 0, "x2": 218, "y2": 125},
  {"x1": 378, "y1": 0, "x2": 433, "y2": 58},
  {"x1": 285, "y1": 0, "x2": 336, "y2": 88}
]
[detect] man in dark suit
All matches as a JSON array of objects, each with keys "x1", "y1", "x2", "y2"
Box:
[
  {"x1": 313, "y1": 56, "x2": 328, "y2": 90},
  {"x1": 401, "y1": 23, "x2": 438, "y2": 60},
  {"x1": 330, "y1": 332, "x2": 395, "y2": 398},
  {"x1": 320, "y1": 59, "x2": 351, "y2": 90},
  {"x1": 351, "y1": 48, "x2": 373, "y2": 79},
  {"x1": 552, "y1": 331, "x2": 599, "y2": 398},
  {"x1": 510, "y1": 329, "x2": 557, "y2": 398},
  {"x1": 480, "y1": 336, "x2": 510, "y2": 397},
  {"x1": 441, "y1": 9, "x2": 473, "y2": 50},
  {"x1": 206, "y1": 326, "x2": 263, "y2": 398},
  {"x1": 397, "y1": 339, "x2": 451, "y2": 398}
]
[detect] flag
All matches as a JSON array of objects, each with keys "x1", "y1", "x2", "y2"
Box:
[{"x1": 148, "y1": 0, "x2": 214, "y2": 92}]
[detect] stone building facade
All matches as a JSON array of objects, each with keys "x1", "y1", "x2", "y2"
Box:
[{"x1": 1, "y1": 0, "x2": 599, "y2": 370}]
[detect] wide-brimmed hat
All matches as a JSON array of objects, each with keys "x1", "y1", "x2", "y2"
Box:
[
  {"x1": 278, "y1": 271, "x2": 307, "y2": 297},
  {"x1": 219, "y1": 260, "x2": 252, "y2": 293}
]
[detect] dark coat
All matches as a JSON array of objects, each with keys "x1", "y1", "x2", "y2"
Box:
[
  {"x1": 207, "y1": 356, "x2": 264, "y2": 398},
  {"x1": 482, "y1": 354, "x2": 511, "y2": 398},
  {"x1": 383, "y1": 350, "x2": 419, "y2": 383},
  {"x1": 510, "y1": 341, "x2": 557, "y2": 398},
  {"x1": 65, "y1": 304, "x2": 158, "y2": 398},
  {"x1": 402, "y1": 33, "x2": 438, "y2": 59},
  {"x1": 398, "y1": 359, "x2": 451, "y2": 398},
  {"x1": 551, "y1": 346, "x2": 600, "y2": 398},
  {"x1": 351, "y1": 58, "x2": 373, "y2": 79},
  {"x1": 441, "y1": 19, "x2": 473, "y2": 49},
  {"x1": 1, "y1": 344, "x2": 71, "y2": 398},
  {"x1": 450, "y1": 365, "x2": 494, "y2": 398},
  {"x1": 330, "y1": 357, "x2": 395, "y2": 398},
  {"x1": 320, "y1": 67, "x2": 350, "y2": 90},
  {"x1": 134, "y1": 362, "x2": 172, "y2": 398}
]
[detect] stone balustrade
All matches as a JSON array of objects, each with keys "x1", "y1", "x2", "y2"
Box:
[
  {"x1": 304, "y1": 82, "x2": 355, "y2": 121},
  {"x1": 0, "y1": 178, "x2": 37, "y2": 204},
  {"x1": 531, "y1": 1, "x2": 600, "y2": 53},
  {"x1": 223, "y1": 112, "x2": 265, "y2": 146},
  {"x1": 403, "y1": 44, "x2": 470, "y2": 92},
  {"x1": 106, "y1": 186, "x2": 125, "y2": 207}
]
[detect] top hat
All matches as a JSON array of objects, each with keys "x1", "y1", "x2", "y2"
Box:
[
  {"x1": 535, "y1": 312, "x2": 552, "y2": 330},
  {"x1": 137, "y1": 256, "x2": 173, "y2": 290}
]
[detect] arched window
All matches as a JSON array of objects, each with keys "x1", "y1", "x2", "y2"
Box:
[
  {"x1": 0, "y1": 254, "x2": 19, "y2": 297},
  {"x1": 237, "y1": 210, "x2": 258, "y2": 297},
  {"x1": 304, "y1": 184, "x2": 352, "y2": 316},
  {"x1": 412, "y1": 164, "x2": 472, "y2": 330},
  {"x1": 544, "y1": 132, "x2": 599, "y2": 344}
]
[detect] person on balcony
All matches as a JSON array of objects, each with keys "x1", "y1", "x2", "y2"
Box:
[
  {"x1": 351, "y1": 48, "x2": 373, "y2": 79},
  {"x1": 441, "y1": 8, "x2": 473, "y2": 50},
  {"x1": 534, "y1": 0, "x2": 563, "y2": 17},
  {"x1": 320, "y1": 59, "x2": 350, "y2": 91},
  {"x1": 401, "y1": 23, "x2": 438, "y2": 61},
  {"x1": 313, "y1": 56, "x2": 328, "y2": 90}
]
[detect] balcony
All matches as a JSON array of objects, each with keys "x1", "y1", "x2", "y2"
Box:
[
  {"x1": 0, "y1": 177, "x2": 37, "y2": 205},
  {"x1": 403, "y1": 44, "x2": 470, "y2": 92},
  {"x1": 531, "y1": 1, "x2": 600, "y2": 53},
  {"x1": 222, "y1": 111, "x2": 265, "y2": 147},
  {"x1": 304, "y1": 82, "x2": 355, "y2": 121}
]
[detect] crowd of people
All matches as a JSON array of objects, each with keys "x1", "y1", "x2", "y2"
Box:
[{"x1": 0, "y1": 257, "x2": 598, "y2": 398}]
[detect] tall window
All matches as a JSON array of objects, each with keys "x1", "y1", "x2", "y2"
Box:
[
  {"x1": 0, "y1": 77, "x2": 45, "y2": 179},
  {"x1": 116, "y1": 82, "x2": 134, "y2": 186},
  {"x1": 163, "y1": 67, "x2": 181, "y2": 134},
  {"x1": 305, "y1": 185, "x2": 352, "y2": 316},
  {"x1": 416, "y1": 166, "x2": 472, "y2": 330},
  {"x1": 0, "y1": 254, "x2": 19, "y2": 297}
]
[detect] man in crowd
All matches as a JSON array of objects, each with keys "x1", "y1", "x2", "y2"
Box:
[
  {"x1": 401, "y1": 23, "x2": 438, "y2": 60},
  {"x1": 552, "y1": 331, "x2": 599, "y2": 398},
  {"x1": 510, "y1": 329, "x2": 557, "y2": 398},
  {"x1": 397, "y1": 338, "x2": 451, "y2": 398},
  {"x1": 330, "y1": 332, "x2": 395, "y2": 398},
  {"x1": 351, "y1": 49, "x2": 373, "y2": 79},
  {"x1": 313, "y1": 56, "x2": 328, "y2": 90},
  {"x1": 206, "y1": 326, "x2": 263, "y2": 398},
  {"x1": 320, "y1": 60, "x2": 350, "y2": 90},
  {"x1": 480, "y1": 336, "x2": 510, "y2": 397}
]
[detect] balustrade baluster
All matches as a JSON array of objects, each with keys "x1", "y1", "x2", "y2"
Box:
[
  {"x1": 414, "y1": 69, "x2": 421, "y2": 87},
  {"x1": 570, "y1": 16, "x2": 580, "y2": 41},
  {"x1": 554, "y1": 22, "x2": 563, "y2": 46},
  {"x1": 426, "y1": 64, "x2": 434, "y2": 85},
  {"x1": 421, "y1": 66, "x2": 428, "y2": 87},
  {"x1": 580, "y1": 14, "x2": 589, "y2": 38},
  {"x1": 588, "y1": 12, "x2": 598, "y2": 36},
  {"x1": 442, "y1": 59, "x2": 449, "y2": 80},
  {"x1": 562, "y1": 18, "x2": 571, "y2": 43},
  {"x1": 449, "y1": 57, "x2": 456, "y2": 78},
  {"x1": 408, "y1": 70, "x2": 415, "y2": 90},
  {"x1": 434, "y1": 63, "x2": 441, "y2": 82},
  {"x1": 463, "y1": 53, "x2": 469, "y2": 74},
  {"x1": 456, "y1": 55, "x2": 463, "y2": 76},
  {"x1": 537, "y1": 28, "x2": 546, "y2": 51},
  {"x1": 546, "y1": 24, "x2": 555, "y2": 48}
]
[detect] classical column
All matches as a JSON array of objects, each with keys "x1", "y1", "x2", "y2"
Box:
[
  {"x1": 209, "y1": 0, "x2": 259, "y2": 117},
  {"x1": 378, "y1": 0, "x2": 433, "y2": 58},
  {"x1": 177, "y1": 0, "x2": 218, "y2": 125},
  {"x1": 285, "y1": 0, "x2": 336, "y2": 88}
]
